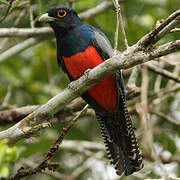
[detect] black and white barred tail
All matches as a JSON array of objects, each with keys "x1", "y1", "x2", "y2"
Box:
[{"x1": 97, "y1": 87, "x2": 143, "y2": 176}]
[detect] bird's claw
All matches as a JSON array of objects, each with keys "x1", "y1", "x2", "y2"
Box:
[
  {"x1": 84, "y1": 68, "x2": 92, "y2": 78},
  {"x1": 68, "y1": 81, "x2": 77, "y2": 90},
  {"x1": 68, "y1": 81, "x2": 74, "y2": 89}
]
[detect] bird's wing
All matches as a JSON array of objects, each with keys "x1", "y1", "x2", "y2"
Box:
[
  {"x1": 92, "y1": 28, "x2": 127, "y2": 100},
  {"x1": 92, "y1": 28, "x2": 114, "y2": 60}
]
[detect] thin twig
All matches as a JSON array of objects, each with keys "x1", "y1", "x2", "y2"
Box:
[
  {"x1": 112, "y1": 0, "x2": 120, "y2": 54},
  {"x1": 0, "y1": 0, "x2": 15, "y2": 23},
  {"x1": 170, "y1": 27, "x2": 180, "y2": 32},
  {"x1": 2, "y1": 84, "x2": 12, "y2": 107},
  {"x1": 71, "y1": 152, "x2": 104, "y2": 179},
  {"x1": 29, "y1": 2, "x2": 35, "y2": 28},
  {"x1": 0, "y1": 38, "x2": 44, "y2": 64},
  {"x1": 151, "y1": 111, "x2": 180, "y2": 125},
  {"x1": 147, "y1": 63, "x2": 180, "y2": 83},
  {"x1": 127, "y1": 65, "x2": 141, "y2": 89},
  {"x1": 0, "y1": 98, "x2": 86, "y2": 125},
  {"x1": 139, "y1": 66, "x2": 150, "y2": 148},
  {"x1": 21, "y1": 158, "x2": 74, "y2": 180},
  {"x1": 113, "y1": 0, "x2": 128, "y2": 50},
  {"x1": 138, "y1": 9, "x2": 180, "y2": 47},
  {"x1": 61, "y1": 140, "x2": 180, "y2": 164}
]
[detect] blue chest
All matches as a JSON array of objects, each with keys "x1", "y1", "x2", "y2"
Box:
[{"x1": 61, "y1": 25, "x2": 94, "y2": 57}]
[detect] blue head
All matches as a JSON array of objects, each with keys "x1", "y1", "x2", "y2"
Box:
[{"x1": 39, "y1": 6, "x2": 82, "y2": 35}]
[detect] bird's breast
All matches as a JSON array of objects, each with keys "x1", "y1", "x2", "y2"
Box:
[{"x1": 62, "y1": 46, "x2": 118, "y2": 114}]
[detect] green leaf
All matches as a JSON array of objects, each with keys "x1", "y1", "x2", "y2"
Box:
[{"x1": 0, "y1": 0, "x2": 9, "y2": 5}]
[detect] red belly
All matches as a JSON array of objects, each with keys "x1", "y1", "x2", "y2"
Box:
[{"x1": 62, "y1": 46, "x2": 118, "y2": 114}]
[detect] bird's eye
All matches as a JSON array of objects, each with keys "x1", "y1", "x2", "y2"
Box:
[{"x1": 57, "y1": 10, "x2": 66, "y2": 18}]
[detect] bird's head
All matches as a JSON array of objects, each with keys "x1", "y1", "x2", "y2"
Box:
[{"x1": 39, "y1": 6, "x2": 82, "y2": 34}]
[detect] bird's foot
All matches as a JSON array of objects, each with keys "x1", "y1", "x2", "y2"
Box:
[
  {"x1": 67, "y1": 81, "x2": 77, "y2": 90},
  {"x1": 84, "y1": 68, "x2": 92, "y2": 78},
  {"x1": 68, "y1": 81, "x2": 74, "y2": 89}
]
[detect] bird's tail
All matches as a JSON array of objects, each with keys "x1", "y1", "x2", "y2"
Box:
[{"x1": 97, "y1": 94, "x2": 143, "y2": 176}]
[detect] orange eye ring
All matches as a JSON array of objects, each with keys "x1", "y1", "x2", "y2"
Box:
[{"x1": 57, "y1": 10, "x2": 66, "y2": 18}]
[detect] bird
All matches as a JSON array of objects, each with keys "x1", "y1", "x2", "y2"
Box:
[{"x1": 39, "y1": 6, "x2": 143, "y2": 176}]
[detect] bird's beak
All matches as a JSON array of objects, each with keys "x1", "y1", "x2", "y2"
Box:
[{"x1": 39, "y1": 13, "x2": 55, "y2": 22}]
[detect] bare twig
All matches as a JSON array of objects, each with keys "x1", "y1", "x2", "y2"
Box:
[
  {"x1": 151, "y1": 111, "x2": 180, "y2": 125},
  {"x1": 138, "y1": 9, "x2": 180, "y2": 47},
  {"x1": 170, "y1": 27, "x2": 180, "y2": 32},
  {"x1": 61, "y1": 140, "x2": 180, "y2": 164},
  {"x1": 154, "y1": 61, "x2": 164, "y2": 92},
  {"x1": 127, "y1": 65, "x2": 141, "y2": 89},
  {"x1": 0, "y1": 38, "x2": 44, "y2": 64},
  {"x1": 112, "y1": 0, "x2": 120, "y2": 54},
  {"x1": 143, "y1": 151, "x2": 180, "y2": 164},
  {"x1": 80, "y1": 1, "x2": 112, "y2": 20},
  {"x1": 0, "y1": 27, "x2": 54, "y2": 38},
  {"x1": 71, "y1": 152, "x2": 104, "y2": 179},
  {"x1": 150, "y1": 84, "x2": 180, "y2": 103},
  {"x1": 0, "y1": 0, "x2": 15, "y2": 23},
  {"x1": 139, "y1": 66, "x2": 150, "y2": 147},
  {"x1": 2, "y1": 84, "x2": 12, "y2": 107},
  {"x1": 0, "y1": 98, "x2": 86, "y2": 125},
  {"x1": 113, "y1": 0, "x2": 128, "y2": 50},
  {"x1": 0, "y1": 105, "x2": 40, "y2": 125},
  {"x1": 29, "y1": 3, "x2": 35, "y2": 28},
  {"x1": 147, "y1": 63, "x2": 180, "y2": 83},
  {"x1": 21, "y1": 158, "x2": 74, "y2": 180},
  {"x1": 140, "y1": 66, "x2": 168, "y2": 178}
]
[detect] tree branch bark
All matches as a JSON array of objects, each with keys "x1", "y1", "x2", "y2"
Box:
[
  {"x1": 146, "y1": 63, "x2": 180, "y2": 83},
  {"x1": 0, "y1": 98, "x2": 86, "y2": 125}
]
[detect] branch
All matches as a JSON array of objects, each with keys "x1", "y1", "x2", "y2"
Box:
[
  {"x1": 151, "y1": 111, "x2": 180, "y2": 125},
  {"x1": 0, "y1": 0, "x2": 15, "y2": 23},
  {"x1": 170, "y1": 27, "x2": 180, "y2": 32},
  {"x1": 0, "y1": 105, "x2": 39, "y2": 125},
  {"x1": 79, "y1": 1, "x2": 112, "y2": 20},
  {"x1": 0, "y1": 27, "x2": 54, "y2": 38},
  {"x1": 113, "y1": 0, "x2": 128, "y2": 50},
  {"x1": 0, "y1": 87, "x2": 139, "y2": 126},
  {"x1": 127, "y1": 65, "x2": 141, "y2": 89},
  {"x1": 61, "y1": 140, "x2": 180, "y2": 164},
  {"x1": 142, "y1": 151, "x2": 180, "y2": 164},
  {"x1": 138, "y1": 9, "x2": 180, "y2": 47},
  {"x1": 0, "y1": 98, "x2": 86, "y2": 125},
  {"x1": 146, "y1": 63, "x2": 180, "y2": 83},
  {"x1": 0, "y1": 38, "x2": 44, "y2": 64}
]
